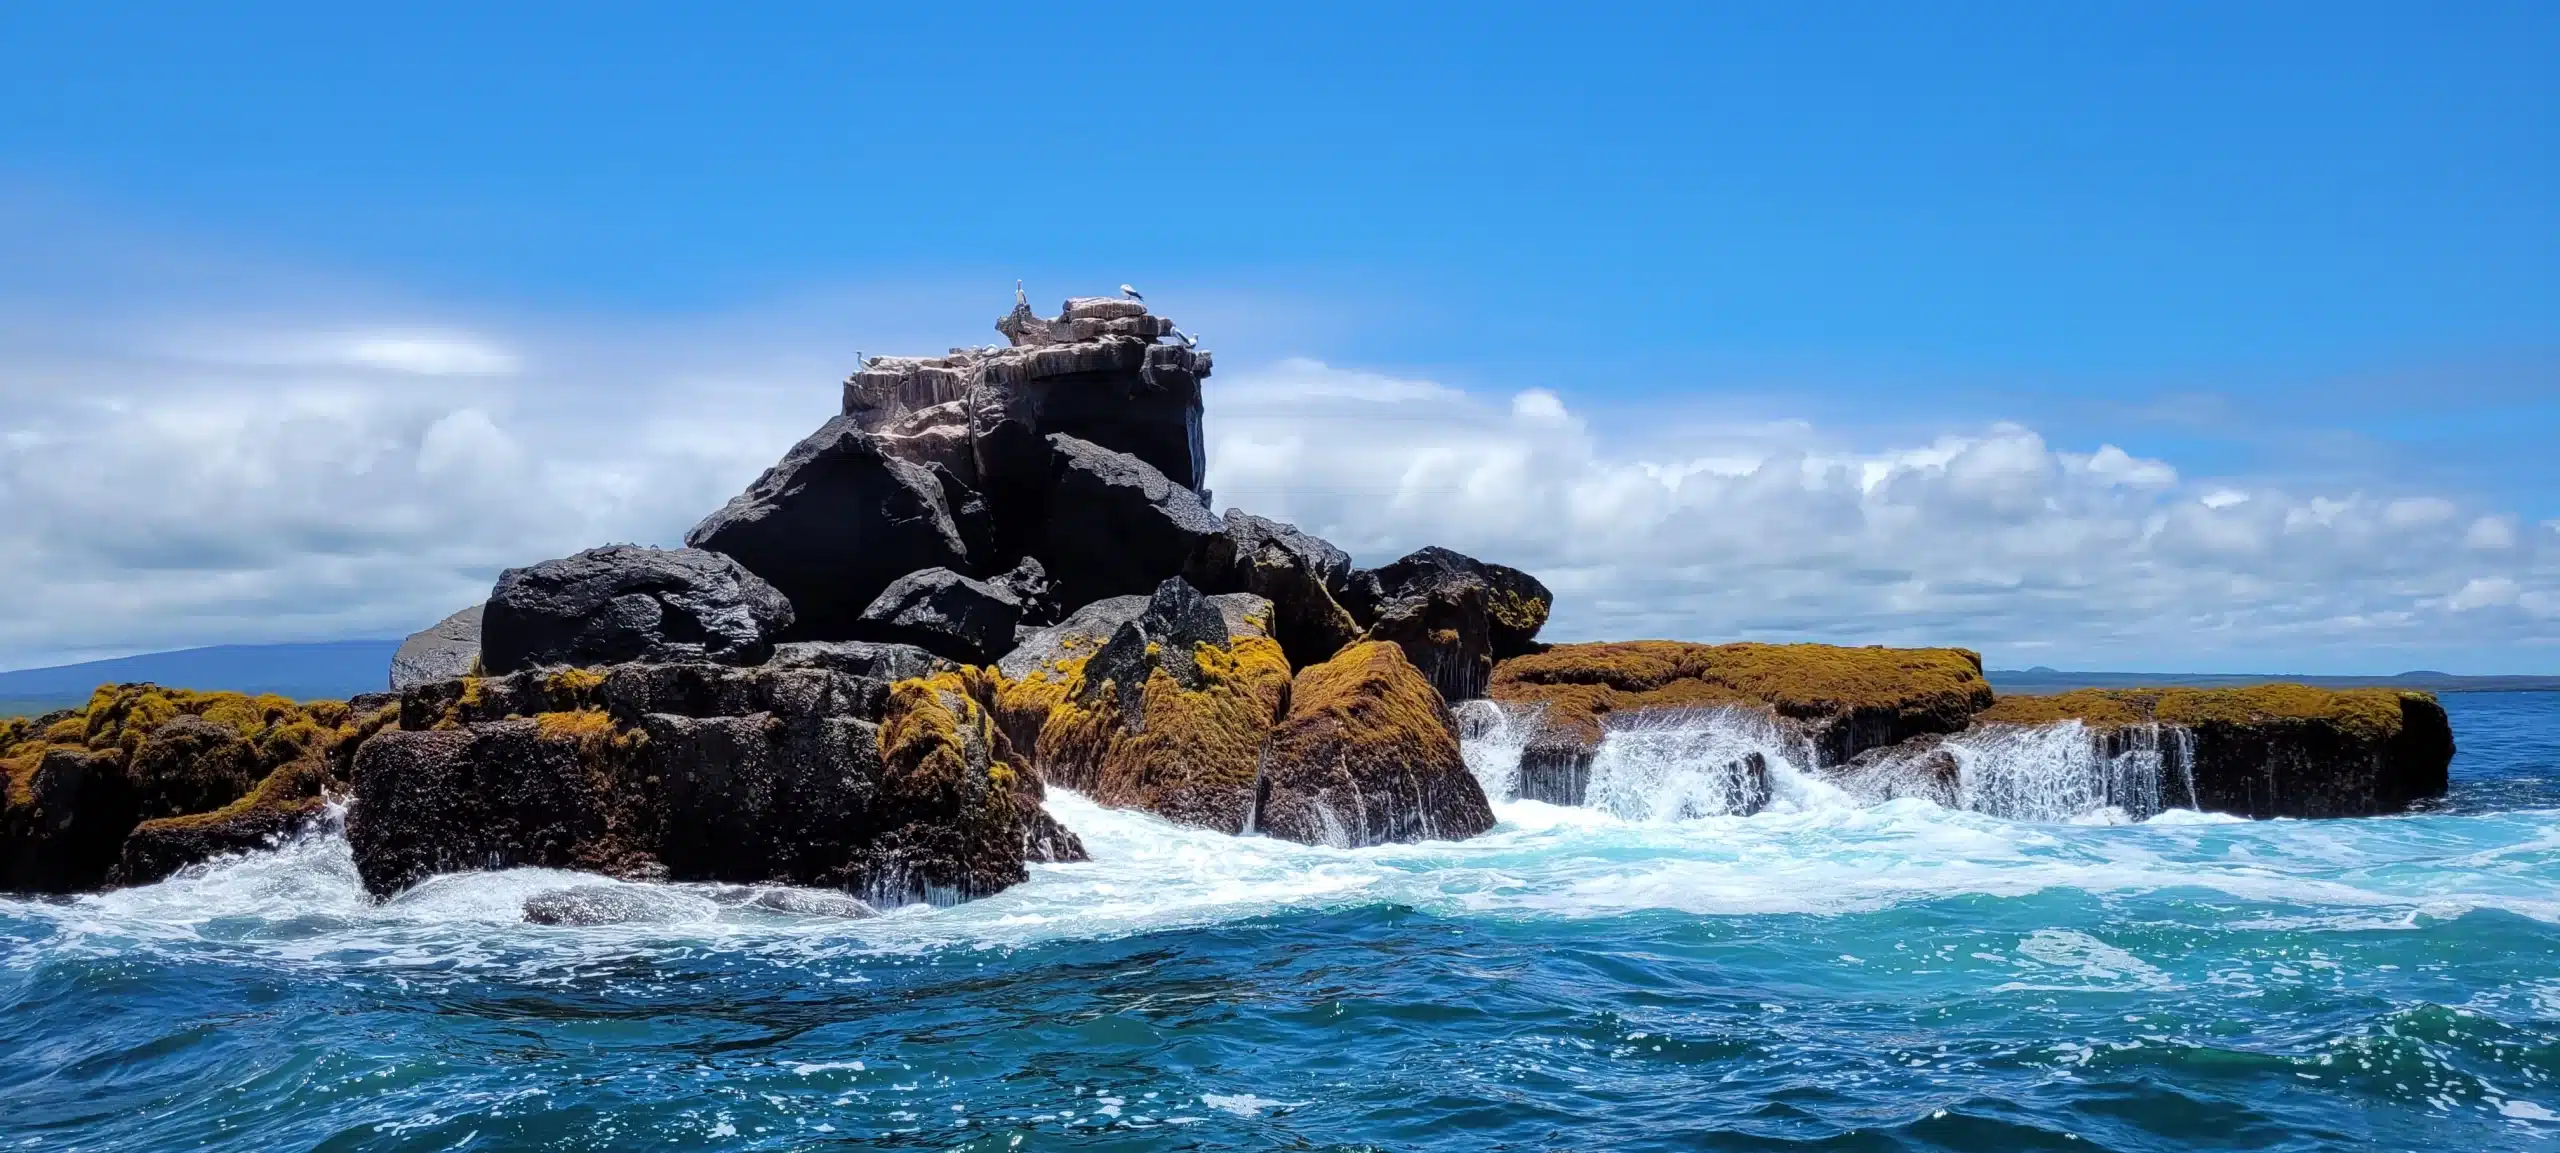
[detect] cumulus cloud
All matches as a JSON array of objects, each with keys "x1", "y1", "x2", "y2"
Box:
[
  {"x1": 3, "y1": 297, "x2": 2554, "y2": 673},
  {"x1": 1201, "y1": 359, "x2": 2560, "y2": 666}
]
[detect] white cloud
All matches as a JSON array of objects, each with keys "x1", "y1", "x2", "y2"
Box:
[
  {"x1": 2, "y1": 291, "x2": 2554, "y2": 673},
  {"x1": 1202, "y1": 361, "x2": 2560, "y2": 666}
]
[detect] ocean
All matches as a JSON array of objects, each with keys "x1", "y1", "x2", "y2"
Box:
[{"x1": 4, "y1": 692, "x2": 2555, "y2": 1151}]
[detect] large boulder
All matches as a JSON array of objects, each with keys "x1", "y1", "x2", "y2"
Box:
[
  {"x1": 1341, "y1": 546, "x2": 1554, "y2": 702},
  {"x1": 766, "y1": 640, "x2": 951, "y2": 683},
  {"x1": 1251, "y1": 641, "x2": 1497, "y2": 847},
  {"x1": 996, "y1": 579, "x2": 1291, "y2": 834},
  {"x1": 685, "y1": 414, "x2": 973, "y2": 639},
  {"x1": 1040, "y1": 434, "x2": 1223, "y2": 611},
  {"x1": 349, "y1": 664, "x2": 1084, "y2": 903},
  {"x1": 996, "y1": 591, "x2": 1272, "y2": 681},
  {"x1": 855, "y1": 567, "x2": 1023, "y2": 666},
  {"x1": 481, "y1": 545, "x2": 794, "y2": 674},
  {"x1": 1187, "y1": 511, "x2": 1363, "y2": 670},
  {"x1": 391, "y1": 603, "x2": 484, "y2": 689},
  {"x1": 1968, "y1": 686, "x2": 2453, "y2": 818}
]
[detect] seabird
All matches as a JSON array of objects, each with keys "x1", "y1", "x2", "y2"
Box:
[
  {"x1": 1015, "y1": 279, "x2": 1027, "y2": 308},
  {"x1": 1120, "y1": 283, "x2": 1144, "y2": 302},
  {"x1": 1181, "y1": 330, "x2": 1200, "y2": 348}
]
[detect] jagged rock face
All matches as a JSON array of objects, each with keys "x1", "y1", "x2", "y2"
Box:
[
  {"x1": 766, "y1": 640, "x2": 950, "y2": 684},
  {"x1": 686, "y1": 415, "x2": 972, "y2": 640},
  {"x1": 1187, "y1": 511, "x2": 1364, "y2": 671},
  {"x1": 1251, "y1": 641, "x2": 1497, "y2": 848},
  {"x1": 986, "y1": 556, "x2": 1062, "y2": 627},
  {"x1": 995, "y1": 591, "x2": 1272, "y2": 682},
  {"x1": 996, "y1": 579, "x2": 1292, "y2": 835},
  {"x1": 482, "y1": 546, "x2": 795, "y2": 674},
  {"x1": 1040, "y1": 434, "x2": 1223, "y2": 611},
  {"x1": 391, "y1": 603, "x2": 483, "y2": 690},
  {"x1": 349, "y1": 664, "x2": 1084, "y2": 903},
  {"x1": 0, "y1": 687, "x2": 393, "y2": 893},
  {"x1": 855, "y1": 567, "x2": 1023, "y2": 666},
  {"x1": 1342, "y1": 547, "x2": 1553, "y2": 702}
]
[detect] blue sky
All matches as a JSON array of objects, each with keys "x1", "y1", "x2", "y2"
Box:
[{"x1": 1, "y1": 3, "x2": 2554, "y2": 673}]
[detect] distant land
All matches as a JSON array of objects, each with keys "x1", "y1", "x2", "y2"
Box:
[
  {"x1": 0, "y1": 641, "x2": 399, "y2": 716},
  {"x1": 3, "y1": 642, "x2": 2554, "y2": 717},
  {"x1": 1989, "y1": 667, "x2": 2560, "y2": 695}
]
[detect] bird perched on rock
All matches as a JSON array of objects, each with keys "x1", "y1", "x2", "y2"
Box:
[
  {"x1": 1166, "y1": 324, "x2": 1200, "y2": 349},
  {"x1": 1015, "y1": 279, "x2": 1027, "y2": 308},
  {"x1": 1120, "y1": 284, "x2": 1144, "y2": 302}
]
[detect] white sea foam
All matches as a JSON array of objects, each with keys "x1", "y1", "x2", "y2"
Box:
[{"x1": 6, "y1": 720, "x2": 2557, "y2": 966}]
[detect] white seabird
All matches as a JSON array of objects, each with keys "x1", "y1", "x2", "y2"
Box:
[
  {"x1": 1120, "y1": 283, "x2": 1144, "y2": 302},
  {"x1": 1015, "y1": 279, "x2": 1027, "y2": 308}
]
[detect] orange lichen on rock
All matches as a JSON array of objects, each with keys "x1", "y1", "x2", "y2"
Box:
[
  {"x1": 2, "y1": 683, "x2": 387, "y2": 893},
  {"x1": 1255, "y1": 640, "x2": 1494, "y2": 847},
  {"x1": 1023, "y1": 636, "x2": 1292, "y2": 833},
  {"x1": 1978, "y1": 685, "x2": 2419, "y2": 742},
  {"x1": 1490, "y1": 640, "x2": 1994, "y2": 746}
]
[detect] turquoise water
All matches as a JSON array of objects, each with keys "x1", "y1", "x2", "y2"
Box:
[{"x1": 4, "y1": 693, "x2": 2556, "y2": 1151}]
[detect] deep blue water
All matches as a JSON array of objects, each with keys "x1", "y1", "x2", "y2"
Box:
[{"x1": 4, "y1": 692, "x2": 2557, "y2": 1151}]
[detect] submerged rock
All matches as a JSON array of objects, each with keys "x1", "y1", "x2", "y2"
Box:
[
  {"x1": 481, "y1": 545, "x2": 794, "y2": 674},
  {"x1": 1252, "y1": 641, "x2": 1497, "y2": 847},
  {"x1": 1343, "y1": 547, "x2": 1553, "y2": 702},
  {"x1": 522, "y1": 884, "x2": 702, "y2": 926},
  {"x1": 685, "y1": 415, "x2": 974, "y2": 640},
  {"x1": 391, "y1": 603, "x2": 484, "y2": 689}
]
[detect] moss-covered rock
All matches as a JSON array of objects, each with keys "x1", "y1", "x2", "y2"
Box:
[
  {"x1": 347, "y1": 661, "x2": 1083, "y2": 903},
  {"x1": 1342, "y1": 547, "x2": 1553, "y2": 702},
  {"x1": 1490, "y1": 641, "x2": 1994, "y2": 771},
  {"x1": 1253, "y1": 641, "x2": 1495, "y2": 847},
  {"x1": 1974, "y1": 686, "x2": 2452, "y2": 817},
  {"x1": 995, "y1": 579, "x2": 1292, "y2": 833},
  {"x1": 0, "y1": 685, "x2": 388, "y2": 893}
]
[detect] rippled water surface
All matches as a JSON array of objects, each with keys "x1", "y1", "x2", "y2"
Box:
[{"x1": 5, "y1": 692, "x2": 2557, "y2": 1150}]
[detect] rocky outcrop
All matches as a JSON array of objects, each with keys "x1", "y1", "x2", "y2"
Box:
[
  {"x1": 1251, "y1": 641, "x2": 1497, "y2": 847},
  {"x1": 996, "y1": 579, "x2": 1292, "y2": 834},
  {"x1": 986, "y1": 556, "x2": 1061, "y2": 627},
  {"x1": 1187, "y1": 511, "x2": 1364, "y2": 670},
  {"x1": 1039, "y1": 434, "x2": 1224, "y2": 610},
  {"x1": 685, "y1": 414, "x2": 973, "y2": 639},
  {"x1": 1488, "y1": 641, "x2": 1995, "y2": 793},
  {"x1": 391, "y1": 603, "x2": 483, "y2": 689},
  {"x1": 482, "y1": 546, "x2": 794, "y2": 674},
  {"x1": 765, "y1": 640, "x2": 951, "y2": 683},
  {"x1": 1972, "y1": 686, "x2": 2452, "y2": 817},
  {"x1": 995, "y1": 591, "x2": 1273, "y2": 681},
  {"x1": 855, "y1": 567, "x2": 1022, "y2": 665},
  {"x1": 1342, "y1": 547, "x2": 1554, "y2": 702},
  {"x1": 350, "y1": 661, "x2": 1083, "y2": 903},
  {"x1": 1, "y1": 687, "x2": 392, "y2": 893}
]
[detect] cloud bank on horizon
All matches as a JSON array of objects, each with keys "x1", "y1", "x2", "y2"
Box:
[{"x1": 2, "y1": 280, "x2": 2552, "y2": 676}]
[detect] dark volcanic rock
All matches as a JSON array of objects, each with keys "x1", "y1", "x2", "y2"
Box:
[
  {"x1": 1078, "y1": 578, "x2": 1237, "y2": 722},
  {"x1": 987, "y1": 556, "x2": 1062, "y2": 627},
  {"x1": 855, "y1": 568, "x2": 1023, "y2": 666},
  {"x1": 1187, "y1": 511, "x2": 1363, "y2": 670},
  {"x1": 482, "y1": 545, "x2": 794, "y2": 674},
  {"x1": 994, "y1": 591, "x2": 1271, "y2": 681},
  {"x1": 1040, "y1": 434, "x2": 1222, "y2": 611},
  {"x1": 1342, "y1": 546, "x2": 1554, "y2": 702},
  {"x1": 685, "y1": 414, "x2": 972, "y2": 639},
  {"x1": 1252, "y1": 641, "x2": 1497, "y2": 847},
  {"x1": 349, "y1": 666, "x2": 1084, "y2": 904},
  {"x1": 766, "y1": 640, "x2": 950, "y2": 684},
  {"x1": 391, "y1": 603, "x2": 484, "y2": 689}
]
